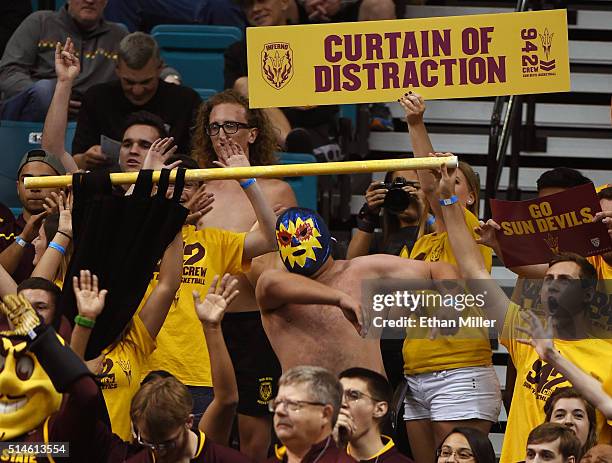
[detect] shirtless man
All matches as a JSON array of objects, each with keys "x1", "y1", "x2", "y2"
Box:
[
  {"x1": 255, "y1": 207, "x2": 458, "y2": 375},
  {"x1": 192, "y1": 89, "x2": 297, "y2": 461}
]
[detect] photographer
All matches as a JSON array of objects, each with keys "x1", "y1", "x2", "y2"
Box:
[{"x1": 347, "y1": 170, "x2": 424, "y2": 260}]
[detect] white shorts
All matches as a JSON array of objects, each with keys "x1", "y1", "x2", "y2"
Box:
[{"x1": 403, "y1": 366, "x2": 501, "y2": 422}]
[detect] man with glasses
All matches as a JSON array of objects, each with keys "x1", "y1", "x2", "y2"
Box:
[
  {"x1": 335, "y1": 368, "x2": 413, "y2": 462},
  {"x1": 267, "y1": 365, "x2": 355, "y2": 462},
  {"x1": 193, "y1": 88, "x2": 298, "y2": 462}
]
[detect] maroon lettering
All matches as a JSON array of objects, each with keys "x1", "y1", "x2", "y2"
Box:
[
  {"x1": 324, "y1": 35, "x2": 342, "y2": 63},
  {"x1": 365, "y1": 33, "x2": 383, "y2": 60}
]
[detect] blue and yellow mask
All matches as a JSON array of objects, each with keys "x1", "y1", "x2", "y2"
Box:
[{"x1": 276, "y1": 208, "x2": 331, "y2": 276}]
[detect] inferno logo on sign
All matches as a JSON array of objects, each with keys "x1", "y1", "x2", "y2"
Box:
[{"x1": 262, "y1": 42, "x2": 294, "y2": 90}]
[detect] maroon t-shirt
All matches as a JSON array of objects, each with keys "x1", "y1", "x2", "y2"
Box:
[
  {"x1": 0, "y1": 203, "x2": 34, "y2": 283},
  {"x1": 100, "y1": 429, "x2": 254, "y2": 463},
  {"x1": 268, "y1": 437, "x2": 356, "y2": 463}
]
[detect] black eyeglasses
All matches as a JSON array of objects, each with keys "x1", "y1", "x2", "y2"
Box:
[
  {"x1": 135, "y1": 429, "x2": 182, "y2": 452},
  {"x1": 205, "y1": 121, "x2": 250, "y2": 136}
]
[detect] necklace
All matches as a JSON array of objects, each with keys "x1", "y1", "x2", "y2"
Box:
[{"x1": 311, "y1": 436, "x2": 331, "y2": 463}]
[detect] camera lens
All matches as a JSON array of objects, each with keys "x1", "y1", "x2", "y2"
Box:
[{"x1": 384, "y1": 188, "x2": 411, "y2": 214}]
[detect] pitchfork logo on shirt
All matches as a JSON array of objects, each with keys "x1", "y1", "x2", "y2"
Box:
[
  {"x1": 523, "y1": 359, "x2": 568, "y2": 401},
  {"x1": 262, "y1": 43, "x2": 294, "y2": 90}
]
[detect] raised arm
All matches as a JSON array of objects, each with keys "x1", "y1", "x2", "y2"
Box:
[
  {"x1": 70, "y1": 270, "x2": 108, "y2": 360},
  {"x1": 31, "y1": 192, "x2": 72, "y2": 280},
  {"x1": 435, "y1": 155, "x2": 510, "y2": 326},
  {"x1": 399, "y1": 93, "x2": 446, "y2": 227},
  {"x1": 41, "y1": 38, "x2": 79, "y2": 173},
  {"x1": 0, "y1": 211, "x2": 47, "y2": 275},
  {"x1": 346, "y1": 181, "x2": 385, "y2": 259},
  {"x1": 193, "y1": 274, "x2": 240, "y2": 445},
  {"x1": 137, "y1": 230, "x2": 183, "y2": 339},
  {"x1": 213, "y1": 139, "x2": 278, "y2": 260},
  {"x1": 255, "y1": 268, "x2": 364, "y2": 335},
  {"x1": 517, "y1": 311, "x2": 612, "y2": 419}
]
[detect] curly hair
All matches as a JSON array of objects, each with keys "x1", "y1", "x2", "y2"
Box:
[{"x1": 191, "y1": 89, "x2": 278, "y2": 168}]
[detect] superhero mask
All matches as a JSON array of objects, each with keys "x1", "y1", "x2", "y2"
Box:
[
  {"x1": 0, "y1": 336, "x2": 62, "y2": 440},
  {"x1": 276, "y1": 208, "x2": 331, "y2": 276}
]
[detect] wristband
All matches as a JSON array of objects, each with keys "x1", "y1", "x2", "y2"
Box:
[
  {"x1": 48, "y1": 241, "x2": 66, "y2": 255},
  {"x1": 74, "y1": 315, "x2": 95, "y2": 329},
  {"x1": 15, "y1": 236, "x2": 28, "y2": 248},
  {"x1": 240, "y1": 178, "x2": 256, "y2": 189},
  {"x1": 57, "y1": 230, "x2": 72, "y2": 240},
  {"x1": 439, "y1": 195, "x2": 458, "y2": 206},
  {"x1": 357, "y1": 203, "x2": 379, "y2": 233}
]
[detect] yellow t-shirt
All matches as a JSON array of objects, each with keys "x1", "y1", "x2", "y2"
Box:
[
  {"x1": 402, "y1": 209, "x2": 493, "y2": 375},
  {"x1": 500, "y1": 303, "x2": 612, "y2": 463},
  {"x1": 99, "y1": 314, "x2": 156, "y2": 440},
  {"x1": 144, "y1": 225, "x2": 246, "y2": 386}
]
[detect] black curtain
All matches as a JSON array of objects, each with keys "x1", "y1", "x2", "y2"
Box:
[{"x1": 59, "y1": 169, "x2": 188, "y2": 359}]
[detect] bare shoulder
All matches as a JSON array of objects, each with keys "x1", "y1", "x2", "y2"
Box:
[
  {"x1": 353, "y1": 254, "x2": 434, "y2": 278},
  {"x1": 259, "y1": 179, "x2": 297, "y2": 205}
]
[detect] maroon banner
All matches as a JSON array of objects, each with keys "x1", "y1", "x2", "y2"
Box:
[{"x1": 490, "y1": 183, "x2": 612, "y2": 267}]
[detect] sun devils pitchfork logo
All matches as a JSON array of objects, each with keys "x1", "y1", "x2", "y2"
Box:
[
  {"x1": 539, "y1": 28, "x2": 556, "y2": 71},
  {"x1": 261, "y1": 42, "x2": 294, "y2": 90}
]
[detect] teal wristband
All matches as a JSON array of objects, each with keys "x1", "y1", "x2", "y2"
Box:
[
  {"x1": 15, "y1": 236, "x2": 28, "y2": 248},
  {"x1": 240, "y1": 178, "x2": 256, "y2": 189},
  {"x1": 48, "y1": 241, "x2": 66, "y2": 255},
  {"x1": 74, "y1": 315, "x2": 95, "y2": 329}
]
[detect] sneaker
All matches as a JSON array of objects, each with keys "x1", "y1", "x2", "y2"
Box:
[{"x1": 369, "y1": 103, "x2": 394, "y2": 132}]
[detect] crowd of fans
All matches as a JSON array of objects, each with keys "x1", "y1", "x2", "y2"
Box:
[{"x1": 0, "y1": 1, "x2": 610, "y2": 463}]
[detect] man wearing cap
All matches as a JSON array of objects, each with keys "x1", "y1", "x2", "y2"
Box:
[{"x1": 0, "y1": 149, "x2": 63, "y2": 283}]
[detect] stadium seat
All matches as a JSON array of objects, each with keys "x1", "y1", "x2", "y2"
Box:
[
  {"x1": 0, "y1": 120, "x2": 76, "y2": 209},
  {"x1": 195, "y1": 88, "x2": 217, "y2": 101},
  {"x1": 278, "y1": 152, "x2": 318, "y2": 211},
  {"x1": 151, "y1": 25, "x2": 243, "y2": 92}
]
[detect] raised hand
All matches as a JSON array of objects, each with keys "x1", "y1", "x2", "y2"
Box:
[
  {"x1": 193, "y1": 274, "x2": 239, "y2": 328},
  {"x1": 516, "y1": 310, "x2": 556, "y2": 363},
  {"x1": 0, "y1": 294, "x2": 41, "y2": 337},
  {"x1": 142, "y1": 137, "x2": 180, "y2": 171},
  {"x1": 73, "y1": 270, "x2": 108, "y2": 320},
  {"x1": 593, "y1": 210, "x2": 612, "y2": 239},
  {"x1": 364, "y1": 181, "x2": 387, "y2": 215},
  {"x1": 474, "y1": 219, "x2": 501, "y2": 250},
  {"x1": 427, "y1": 152, "x2": 457, "y2": 198},
  {"x1": 20, "y1": 210, "x2": 48, "y2": 243},
  {"x1": 184, "y1": 184, "x2": 215, "y2": 225},
  {"x1": 55, "y1": 37, "x2": 80, "y2": 83},
  {"x1": 44, "y1": 191, "x2": 73, "y2": 238},
  {"x1": 332, "y1": 408, "x2": 355, "y2": 448},
  {"x1": 398, "y1": 92, "x2": 426, "y2": 126}
]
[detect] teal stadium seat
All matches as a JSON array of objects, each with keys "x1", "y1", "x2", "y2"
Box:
[
  {"x1": 0, "y1": 121, "x2": 76, "y2": 208},
  {"x1": 278, "y1": 152, "x2": 318, "y2": 211},
  {"x1": 195, "y1": 88, "x2": 217, "y2": 101},
  {"x1": 151, "y1": 25, "x2": 243, "y2": 92}
]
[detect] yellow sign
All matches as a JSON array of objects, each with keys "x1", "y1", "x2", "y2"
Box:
[{"x1": 247, "y1": 10, "x2": 570, "y2": 108}]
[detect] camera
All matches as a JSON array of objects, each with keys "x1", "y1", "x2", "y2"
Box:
[{"x1": 383, "y1": 177, "x2": 418, "y2": 214}]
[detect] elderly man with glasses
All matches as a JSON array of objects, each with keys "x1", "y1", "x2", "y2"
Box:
[
  {"x1": 267, "y1": 365, "x2": 356, "y2": 463},
  {"x1": 335, "y1": 368, "x2": 414, "y2": 463}
]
